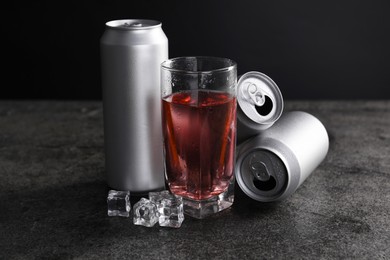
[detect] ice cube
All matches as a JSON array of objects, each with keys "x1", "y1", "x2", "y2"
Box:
[
  {"x1": 149, "y1": 190, "x2": 171, "y2": 204},
  {"x1": 107, "y1": 190, "x2": 130, "y2": 217},
  {"x1": 149, "y1": 191, "x2": 184, "y2": 228},
  {"x1": 158, "y1": 196, "x2": 184, "y2": 228},
  {"x1": 133, "y1": 198, "x2": 159, "y2": 227}
]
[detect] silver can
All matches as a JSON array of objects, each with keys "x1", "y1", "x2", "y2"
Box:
[
  {"x1": 235, "y1": 111, "x2": 329, "y2": 202},
  {"x1": 237, "y1": 72, "x2": 284, "y2": 144},
  {"x1": 100, "y1": 19, "x2": 168, "y2": 193}
]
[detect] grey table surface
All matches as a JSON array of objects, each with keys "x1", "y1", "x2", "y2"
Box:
[{"x1": 0, "y1": 100, "x2": 389, "y2": 259}]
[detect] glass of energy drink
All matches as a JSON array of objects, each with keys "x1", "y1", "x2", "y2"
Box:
[{"x1": 161, "y1": 57, "x2": 237, "y2": 219}]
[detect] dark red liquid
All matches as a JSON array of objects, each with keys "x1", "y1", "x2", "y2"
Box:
[{"x1": 162, "y1": 90, "x2": 237, "y2": 200}]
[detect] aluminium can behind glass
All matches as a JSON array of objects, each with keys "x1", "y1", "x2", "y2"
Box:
[
  {"x1": 236, "y1": 72, "x2": 284, "y2": 144},
  {"x1": 100, "y1": 19, "x2": 168, "y2": 193}
]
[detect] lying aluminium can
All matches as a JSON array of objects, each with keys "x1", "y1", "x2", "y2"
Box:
[
  {"x1": 100, "y1": 19, "x2": 168, "y2": 193},
  {"x1": 237, "y1": 72, "x2": 283, "y2": 144},
  {"x1": 235, "y1": 111, "x2": 329, "y2": 202}
]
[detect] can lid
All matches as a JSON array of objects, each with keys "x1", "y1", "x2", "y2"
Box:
[
  {"x1": 236, "y1": 149, "x2": 288, "y2": 201},
  {"x1": 237, "y1": 71, "x2": 283, "y2": 126},
  {"x1": 106, "y1": 19, "x2": 162, "y2": 30}
]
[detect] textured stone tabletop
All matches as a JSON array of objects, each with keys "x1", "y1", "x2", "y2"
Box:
[{"x1": 0, "y1": 101, "x2": 389, "y2": 259}]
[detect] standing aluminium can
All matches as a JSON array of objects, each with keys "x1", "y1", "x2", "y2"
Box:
[{"x1": 100, "y1": 19, "x2": 168, "y2": 193}]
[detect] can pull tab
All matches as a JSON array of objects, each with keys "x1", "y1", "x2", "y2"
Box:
[
  {"x1": 123, "y1": 22, "x2": 143, "y2": 27},
  {"x1": 243, "y1": 82, "x2": 266, "y2": 106},
  {"x1": 250, "y1": 160, "x2": 271, "y2": 182},
  {"x1": 249, "y1": 154, "x2": 278, "y2": 191}
]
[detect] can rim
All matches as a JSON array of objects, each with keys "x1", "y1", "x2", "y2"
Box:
[
  {"x1": 161, "y1": 56, "x2": 237, "y2": 75},
  {"x1": 105, "y1": 19, "x2": 162, "y2": 30},
  {"x1": 235, "y1": 137, "x2": 298, "y2": 202}
]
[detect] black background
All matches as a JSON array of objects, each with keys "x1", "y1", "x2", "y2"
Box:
[{"x1": 2, "y1": 0, "x2": 390, "y2": 100}]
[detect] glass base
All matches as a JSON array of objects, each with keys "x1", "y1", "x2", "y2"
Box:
[{"x1": 182, "y1": 180, "x2": 234, "y2": 219}]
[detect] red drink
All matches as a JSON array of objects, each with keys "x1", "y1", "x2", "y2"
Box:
[{"x1": 162, "y1": 90, "x2": 237, "y2": 200}]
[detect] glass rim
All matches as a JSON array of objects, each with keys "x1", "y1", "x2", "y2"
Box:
[{"x1": 161, "y1": 56, "x2": 237, "y2": 74}]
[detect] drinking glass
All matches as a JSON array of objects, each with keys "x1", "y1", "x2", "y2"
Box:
[{"x1": 161, "y1": 57, "x2": 237, "y2": 219}]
